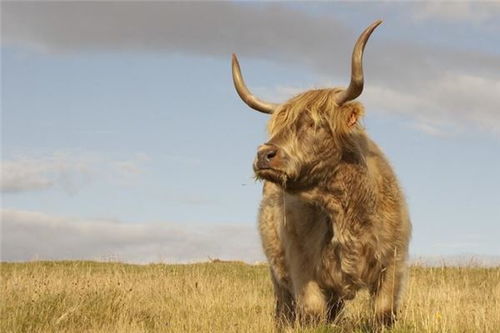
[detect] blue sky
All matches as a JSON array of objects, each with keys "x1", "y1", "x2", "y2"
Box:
[{"x1": 1, "y1": 2, "x2": 499, "y2": 263}]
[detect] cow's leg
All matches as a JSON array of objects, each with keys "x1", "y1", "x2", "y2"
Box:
[
  {"x1": 295, "y1": 280, "x2": 327, "y2": 325},
  {"x1": 271, "y1": 271, "x2": 295, "y2": 327},
  {"x1": 287, "y1": 255, "x2": 327, "y2": 325},
  {"x1": 283, "y1": 198, "x2": 330, "y2": 325},
  {"x1": 371, "y1": 261, "x2": 404, "y2": 326},
  {"x1": 326, "y1": 293, "x2": 344, "y2": 323}
]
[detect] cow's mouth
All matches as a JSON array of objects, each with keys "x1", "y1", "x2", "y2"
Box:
[{"x1": 254, "y1": 168, "x2": 288, "y2": 185}]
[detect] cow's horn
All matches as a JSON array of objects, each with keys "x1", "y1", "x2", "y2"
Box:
[
  {"x1": 232, "y1": 54, "x2": 278, "y2": 114},
  {"x1": 335, "y1": 20, "x2": 382, "y2": 106}
]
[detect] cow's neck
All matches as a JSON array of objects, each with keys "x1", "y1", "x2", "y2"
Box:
[{"x1": 290, "y1": 158, "x2": 372, "y2": 227}]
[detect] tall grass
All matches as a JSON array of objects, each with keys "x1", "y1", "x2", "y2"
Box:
[{"x1": 1, "y1": 261, "x2": 499, "y2": 332}]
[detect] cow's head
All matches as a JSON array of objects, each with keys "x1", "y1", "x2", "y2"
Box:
[{"x1": 233, "y1": 20, "x2": 381, "y2": 190}]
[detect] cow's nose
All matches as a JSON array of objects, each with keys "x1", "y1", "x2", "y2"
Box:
[
  {"x1": 259, "y1": 147, "x2": 277, "y2": 162},
  {"x1": 256, "y1": 144, "x2": 279, "y2": 169}
]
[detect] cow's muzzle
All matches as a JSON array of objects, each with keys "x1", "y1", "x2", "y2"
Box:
[{"x1": 254, "y1": 143, "x2": 287, "y2": 172}]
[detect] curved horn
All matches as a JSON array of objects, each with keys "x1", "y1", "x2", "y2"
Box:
[
  {"x1": 335, "y1": 20, "x2": 382, "y2": 106},
  {"x1": 232, "y1": 54, "x2": 278, "y2": 114}
]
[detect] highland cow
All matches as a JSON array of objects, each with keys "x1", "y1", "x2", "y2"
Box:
[{"x1": 232, "y1": 20, "x2": 411, "y2": 327}]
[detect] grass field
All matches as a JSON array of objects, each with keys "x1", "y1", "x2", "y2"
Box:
[{"x1": 1, "y1": 261, "x2": 499, "y2": 332}]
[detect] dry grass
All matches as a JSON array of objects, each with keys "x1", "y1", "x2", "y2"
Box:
[{"x1": 1, "y1": 261, "x2": 499, "y2": 332}]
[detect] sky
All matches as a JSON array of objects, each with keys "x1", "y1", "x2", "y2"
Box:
[{"x1": 1, "y1": 1, "x2": 500, "y2": 264}]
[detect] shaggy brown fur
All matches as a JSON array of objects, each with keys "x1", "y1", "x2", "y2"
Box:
[{"x1": 255, "y1": 88, "x2": 411, "y2": 327}]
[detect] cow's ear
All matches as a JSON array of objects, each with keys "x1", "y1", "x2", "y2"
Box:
[{"x1": 340, "y1": 101, "x2": 364, "y2": 128}]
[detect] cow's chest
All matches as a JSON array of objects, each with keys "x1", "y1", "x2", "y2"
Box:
[
  {"x1": 281, "y1": 195, "x2": 331, "y2": 259},
  {"x1": 280, "y1": 194, "x2": 378, "y2": 297}
]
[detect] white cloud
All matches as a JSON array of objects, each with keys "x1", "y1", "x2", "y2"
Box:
[
  {"x1": 1, "y1": 153, "x2": 91, "y2": 193},
  {"x1": 391, "y1": 72, "x2": 500, "y2": 136},
  {"x1": 259, "y1": 71, "x2": 500, "y2": 137},
  {"x1": 413, "y1": 2, "x2": 500, "y2": 23},
  {"x1": 0, "y1": 209, "x2": 263, "y2": 263},
  {"x1": 2, "y1": 208, "x2": 497, "y2": 266},
  {"x1": 0, "y1": 162, "x2": 54, "y2": 192},
  {"x1": 254, "y1": 85, "x2": 308, "y2": 104},
  {"x1": 411, "y1": 122, "x2": 449, "y2": 138},
  {"x1": 429, "y1": 73, "x2": 500, "y2": 134},
  {"x1": 1, "y1": 152, "x2": 150, "y2": 194}
]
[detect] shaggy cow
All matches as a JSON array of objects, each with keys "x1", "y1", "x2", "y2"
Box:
[{"x1": 232, "y1": 20, "x2": 411, "y2": 327}]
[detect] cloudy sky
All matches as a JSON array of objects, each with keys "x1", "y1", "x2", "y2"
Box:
[{"x1": 2, "y1": 1, "x2": 499, "y2": 264}]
